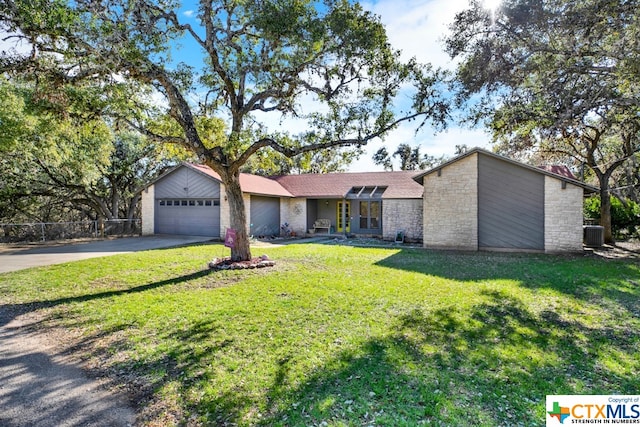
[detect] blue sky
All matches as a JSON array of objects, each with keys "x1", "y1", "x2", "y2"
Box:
[
  {"x1": 0, "y1": 0, "x2": 493, "y2": 172},
  {"x1": 171, "y1": 0, "x2": 493, "y2": 171}
]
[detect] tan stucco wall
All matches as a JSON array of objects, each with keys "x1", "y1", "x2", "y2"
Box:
[
  {"x1": 423, "y1": 153, "x2": 479, "y2": 250},
  {"x1": 281, "y1": 198, "x2": 307, "y2": 236},
  {"x1": 382, "y1": 199, "x2": 423, "y2": 242},
  {"x1": 141, "y1": 185, "x2": 155, "y2": 235},
  {"x1": 544, "y1": 176, "x2": 584, "y2": 252}
]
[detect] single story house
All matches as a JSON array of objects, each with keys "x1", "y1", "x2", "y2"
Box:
[
  {"x1": 141, "y1": 163, "x2": 424, "y2": 241},
  {"x1": 141, "y1": 148, "x2": 597, "y2": 252},
  {"x1": 413, "y1": 148, "x2": 597, "y2": 253}
]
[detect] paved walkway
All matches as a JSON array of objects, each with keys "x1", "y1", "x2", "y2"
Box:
[
  {"x1": 0, "y1": 310, "x2": 136, "y2": 427},
  {"x1": 0, "y1": 235, "x2": 214, "y2": 273}
]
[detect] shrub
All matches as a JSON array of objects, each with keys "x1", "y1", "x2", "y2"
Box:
[{"x1": 584, "y1": 196, "x2": 640, "y2": 239}]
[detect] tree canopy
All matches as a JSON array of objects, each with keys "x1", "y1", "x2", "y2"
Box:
[
  {"x1": 445, "y1": 0, "x2": 640, "y2": 242},
  {"x1": 0, "y1": 76, "x2": 187, "y2": 223},
  {"x1": 1, "y1": 0, "x2": 449, "y2": 260},
  {"x1": 372, "y1": 143, "x2": 446, "y2": 171}
]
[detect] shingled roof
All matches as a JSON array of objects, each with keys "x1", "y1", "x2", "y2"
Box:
[
  {"x1": 537, "y1": 165, "x2": 577, "y2": 180},
  {"x1": 186, "y1": 164, "x2": 293, "y2": 197},
  {"x1": 273, "y1": 171, "x2": 424, "y2": 199},
  {"x1": 151, "y1": 163, "x2": 425, "y2": 199}
]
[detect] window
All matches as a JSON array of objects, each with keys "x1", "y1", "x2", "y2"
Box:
[
  {"x1": 359, "y1": 201, "x2": 381, "y2": 229},
  {"x1": 370, "y1": 201, "x2": 380, "y2": 228},
  {"x1": 159, "y1": 200, "x2": 165, "y2": 206},
  {"x1": 204, "y1": 200, "x2": 212, "y2": 206}
]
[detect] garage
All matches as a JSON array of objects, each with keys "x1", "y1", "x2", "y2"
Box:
[
  {"x1": 153, "y1": 165, "x2": 221, "y2": 237},
  {"x1": 155, "y1": 199, "x2": 220, "y2": 237},
  {"x1": 250, "y1": 195, "x2": 280, "y2": 237}
]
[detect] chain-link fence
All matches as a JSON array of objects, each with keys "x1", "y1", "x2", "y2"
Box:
[{"x1": 0, "y1": 219, "x2": 142, "y2": 243}]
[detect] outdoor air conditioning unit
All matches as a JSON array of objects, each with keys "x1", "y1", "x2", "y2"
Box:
[{"x1": 583, "y1": 225, "x2": 604, "y2": 247}]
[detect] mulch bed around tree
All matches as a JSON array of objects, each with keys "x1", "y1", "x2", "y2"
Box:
[{"x1": 208, "y1": 254, "x2": 276, "y2": 270}]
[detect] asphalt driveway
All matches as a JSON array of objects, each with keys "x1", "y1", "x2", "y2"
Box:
[{"x1": 0, "y1": 235, "x2": 214, "y2": 273}]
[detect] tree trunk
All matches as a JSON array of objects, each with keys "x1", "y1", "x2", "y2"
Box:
[
  {"x1": 127, "y1": 193, "x2": 140, "y2": 220},
  {"x1": 599, "y1": 184, "x2": 614, "y2": 244},
  {"x1": 222, "y1": 171, "x2": 252, "y2": 261},
  {"x1": 110, "y1": 185, "x2": 119, "y2": 220}
]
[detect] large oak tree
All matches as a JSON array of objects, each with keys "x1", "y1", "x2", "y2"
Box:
[
  {"x1": 1, "y1": 0, "x2": 449, "y2": 260},
  {"x1": 445, "y1": 0, "x2": 640, "y2": 242},
  {"x1": 0, "y1": 76, "x2": 188, "y2": 224}
]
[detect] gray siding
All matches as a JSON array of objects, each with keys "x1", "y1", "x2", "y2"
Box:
[
  {"x1": 154, "y1": 166, "x2": 221, "y2": 237},
  {"x1": 317, "y1": 201, "x2": 337, "y2": 228},
  {"x1": 155, "y1": 167, "x2": 220, "y2": 199},
  {"x1": 306, "y1": 199, "x2": 318, "y2": 231},
  {"x1": 478, "y1": 155, "x2": 544, "y2": 250},
  {"x1": 250, "y1": 196, "x2": 280, "y2": 236}
]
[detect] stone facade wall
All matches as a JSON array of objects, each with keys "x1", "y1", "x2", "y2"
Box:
[
  {"x1": 544, "y1": 176, "x2": 584, "y2": 252},
  {"x1": 281, "y1": 198, "x2": 307, "y2": 236},
  {"x1": 141, "y1": 185, "x2": 155, "y2": 235},
  {"x1": 423, "y1": 153, "x2": 479, "y2": 250},
  {"x1": 382, "y1": 199, "x2": 423, "y2": 242},
  {"x1": 219, "y1": 184, "x2": 229, "y2": 237},
  {"x1": 243, "y1": 194, "x2": 251, "y2": 235}
]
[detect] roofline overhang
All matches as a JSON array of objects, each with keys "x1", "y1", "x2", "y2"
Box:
[{"x1": 412, "y1": 147, "x2": 599, "y2": 193}]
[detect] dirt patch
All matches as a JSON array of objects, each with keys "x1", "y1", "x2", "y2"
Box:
[
  {"x1": 0, "y1": 309, "x2": 136, "y2": 427},
  {"x1": 586, "y1": 240, "x2": 640, "y2": 260}
]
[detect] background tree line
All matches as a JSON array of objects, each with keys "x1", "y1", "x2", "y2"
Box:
[{"x1": 1, "y1": 0, "x2": 639, "y2": 248}]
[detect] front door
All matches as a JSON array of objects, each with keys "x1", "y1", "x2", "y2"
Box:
[{"x1": 336, "y1": 201, "x2": 351, "y2": 232}]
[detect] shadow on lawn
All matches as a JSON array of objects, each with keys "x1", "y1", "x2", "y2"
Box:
[
  {"x1": 0, "y1": 269, "x2": 213, "y2": 328},
  {"x1": 259, "y1": 290, "x2": 640, "y2": 426},
  {"x1": 2, "y1": 248, "x2": 639, "y2": 425},
  {"x1": 375, "y1": 249, "x2": 640, "y2": 313}
]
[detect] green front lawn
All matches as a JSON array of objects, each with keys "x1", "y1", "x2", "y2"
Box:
[{"x1": 1, "y1": 243, "x2": 639, "y2": 426}]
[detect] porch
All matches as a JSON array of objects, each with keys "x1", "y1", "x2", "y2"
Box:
[{"x1": 304, "y1": 197, "x2": 383, "y2": 237}]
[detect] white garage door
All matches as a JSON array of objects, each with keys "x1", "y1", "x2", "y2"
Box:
[{"x1": 155, "y1": 199, "x2": 220, "y2": 237}]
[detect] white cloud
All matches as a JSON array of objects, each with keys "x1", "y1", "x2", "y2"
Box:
[
  {"x1": 183, "y1": 10, "x2": 195, "y2": 18},
  {"x1": 348, "y1": 123, "x2": 492, "y2": 172},
  {"x1": 0, "y1": 30, "x2": 32, "y2": 56},
  {"x1": 361, "y1": 0, "x2": 470, "y2": 68},
  {"x1": 251, "y1": 0, "x2": 490, "y2": 172},
  {"x1": 345, "y1": 0, "x2": 492, "y2": 171}
]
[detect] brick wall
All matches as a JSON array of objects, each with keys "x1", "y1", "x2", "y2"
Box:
[
  {"x1": 382, "y1": 199, "x2": 423, "y2": 242},
  {"x1": 544, "y1": 176, "x2": 584, "y2": 252},
  {"x1": 422, "y1": 153, "x2": 478, "y2": 250},
  {"x1": 281, "y1": 198, "x2": 307, "y2": 235},
  {"x1": 141, "y1": 185, "x2": 155, "y2": 235}
]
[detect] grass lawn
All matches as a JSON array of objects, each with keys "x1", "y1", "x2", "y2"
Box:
[{"x1": 1, "y1": 242, "x2": 639, "y2": 426}]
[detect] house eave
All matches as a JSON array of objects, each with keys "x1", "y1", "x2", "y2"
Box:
[{"x1": 413, "y1": 147, "x2": 599, "y2": 194}]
